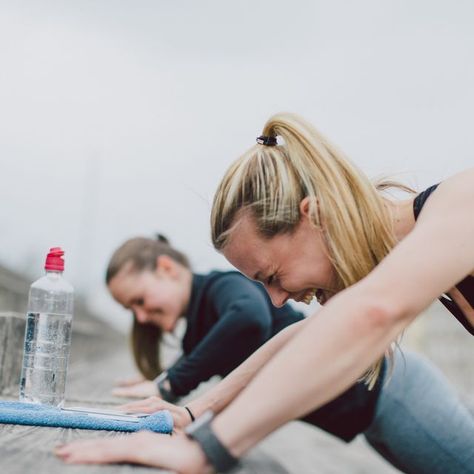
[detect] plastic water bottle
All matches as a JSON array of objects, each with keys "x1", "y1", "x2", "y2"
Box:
[{"x1": 19, "y1": 247, "x2": 74, "y2": 407}]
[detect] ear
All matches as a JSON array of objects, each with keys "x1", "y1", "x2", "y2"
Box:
[
  {"x1": 299, "y1": 197, "x2": 311, "y2": 217},
  {"x1": 156, "y1": 255, "x2": 178, "y2": 277},
  {"x1": 299, "y1": 196, "x2": 322, "y2": 227}
]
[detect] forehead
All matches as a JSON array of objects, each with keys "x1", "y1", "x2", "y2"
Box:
[
  {"x1": 108, "y1": 263, "x2": 144, "y2": 298},
  {"x1": 223, "y1": 214, "x2": 272, "y2": 278}
]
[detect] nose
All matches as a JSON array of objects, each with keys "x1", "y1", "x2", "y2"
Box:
[
  {"x1": 266, "y1": 286, "x2": 290, "y2": 308},
  {"x1": 134, "y1": 307, "x2": 149, "y2": 324}
]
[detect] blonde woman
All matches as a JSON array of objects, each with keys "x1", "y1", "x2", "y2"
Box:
[{"x1": 56, "y1": 114, "x2": 474, "y2": 473}]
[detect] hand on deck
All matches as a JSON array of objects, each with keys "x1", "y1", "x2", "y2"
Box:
[
  {"x1": 119, "y1": 396, "x2": 192, "y2": 432},
  {"x1": 112, "y1": 380, "x2": 158, "y2": 398},
  {"x1": 114, "y1": 374, "x2": 146, "y2": 387},
  {"x1": 55, "y1": 431, "x2": 208, "y2": 474}
]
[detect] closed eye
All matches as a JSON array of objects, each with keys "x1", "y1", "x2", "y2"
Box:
[
  {"x1": 266, "y1": 274, "x2": 277, "y2": 286},
  {"x1": 129, "y1": 297, "x2": 144, "y2": 308}
]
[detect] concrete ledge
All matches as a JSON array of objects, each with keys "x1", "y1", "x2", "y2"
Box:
[{"x1": 0, "y1": 312, "x2": 25, "y2": 395}]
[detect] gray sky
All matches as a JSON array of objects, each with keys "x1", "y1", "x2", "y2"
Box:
[{"x1": 1, "y1": 1, "x2": 473, "y2": 330}]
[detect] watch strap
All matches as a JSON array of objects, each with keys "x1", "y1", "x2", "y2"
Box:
[{"x1": 185, "y1": 410, "x2": 239, "y2": 472}]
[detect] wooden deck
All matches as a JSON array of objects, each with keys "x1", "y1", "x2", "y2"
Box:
[
  {"x1": 0, "y1": 313, "x2": 292, "y2": 474},
  {"x1": 1, "y1": 299, "x2": 472, "y2": 473},
  {"x1": 0, "y1": 310, "x2": 402, "y2": 474}
]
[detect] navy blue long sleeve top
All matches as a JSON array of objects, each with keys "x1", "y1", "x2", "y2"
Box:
[{"x1": 167, "y1": 271, "x2": 301, "y2": 395}]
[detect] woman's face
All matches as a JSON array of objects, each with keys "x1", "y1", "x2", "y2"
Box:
[
  {"x1": 108, "y1": 258, "x2": 189, "y2": 332},
  {"x1": 223, "y1": 209, "x2": 336, "y2": 307}
]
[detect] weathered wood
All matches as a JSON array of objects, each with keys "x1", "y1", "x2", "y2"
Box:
[
  {"x1": 1, "y1": 297, "x2": 472, "y2": 473},
  {"x1": 0, "y1": 269, "x2": 294, "y2": 473},
  {"x1": 0, "y1": 326, "x2": 291, "y2": 474},
  {"x1": 0, "y1": 424, "x2": 170, "y2": 474},
  {"x1": 0, "y1": 312, "x2": 25, "y2": 396}
]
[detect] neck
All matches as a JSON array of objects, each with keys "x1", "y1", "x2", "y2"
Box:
[{"x1": 388, "y1": 196, "x2": 417, "y2": 242}]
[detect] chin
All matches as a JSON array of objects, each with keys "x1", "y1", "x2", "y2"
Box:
[{"x1": 163, "y1": 323, "x2": 174, "y2": 333}]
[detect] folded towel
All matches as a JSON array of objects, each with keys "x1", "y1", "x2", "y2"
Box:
[{"x1": 0, "y1": 401, "x2": 173, "y2": 433}]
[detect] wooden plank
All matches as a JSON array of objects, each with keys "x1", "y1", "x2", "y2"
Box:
[
  {"x1": 0, "y1": 428, "x2": 171, "y2": 473},
  {"x1": 0, "y1": 325, "x2": 289, "y2": 474},
  {"x1": 0, "y1": 312, "x2": 25, "y2": 396},
  {"x1": 5, "y1": 303, "x2": 472, "y2": 473}
]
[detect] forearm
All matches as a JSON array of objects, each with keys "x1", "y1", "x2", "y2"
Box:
[
  {"x1": 212, "y1": 289, "x2": 411, "y2": 457},
  {"x1": 187, "y1": 318, "x2": 307, "y2": 418}
]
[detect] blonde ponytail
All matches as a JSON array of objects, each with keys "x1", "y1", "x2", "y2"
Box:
[{"x1": 211, "y1": 113, "x2": 400, "y2": 387}]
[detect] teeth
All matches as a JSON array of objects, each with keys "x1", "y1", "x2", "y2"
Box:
[
  {"x1": 316, "y1": 289, "x2": 324, "y2": 304},
  {"x1": 302, "y1": 289, "x2": 317, "y2": 305}
]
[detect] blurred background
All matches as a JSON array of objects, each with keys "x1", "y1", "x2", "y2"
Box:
[
  {"x1": 0, "y1": 0, "x2": 473, "y2": 349},
  {"x1": 0, "y1": 3, "x2": 473, "y2": 471}
]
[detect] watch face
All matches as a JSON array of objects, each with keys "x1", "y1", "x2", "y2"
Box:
[{"x1": 185, "y1": 410, "x2": 214, "y2": 435}]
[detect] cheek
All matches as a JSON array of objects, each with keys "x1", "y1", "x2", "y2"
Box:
[
  {"x1": 158, "y1": 283, "x2": 183, "y2": 313},
  {"x1": 320, "y1": 261, "x2": 336, "y2": 288},
  {"x1": 278, "y1": 271, "x2": 309, "y2": 293},
  {"x1": 284, "y1": 258, "x2": 333, "y2": 291},
  {"x1": 160, "y1": 315, "x2": 176, "y2": 332},
  {"x1": 143, "y1": 290, "x2": 161, "y2": 308}
]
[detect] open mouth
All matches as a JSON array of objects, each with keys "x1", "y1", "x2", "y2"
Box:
[{"x1": 299, "y1": 288, "x2": 327, "y2": 305}]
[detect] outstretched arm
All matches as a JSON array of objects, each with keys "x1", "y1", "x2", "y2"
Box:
[
  {"x1": 166, "y1": 276, "x2": 276, "y2": 397},
  {"x1": 186, "y1": 316, "x2": 307, "y2": 418},
  {"x1": 121, "y1": 317, "x2": 308, "y2": 428},
  {"x1": 212, "y1": 169, "x2": 474, "y2": 456}
]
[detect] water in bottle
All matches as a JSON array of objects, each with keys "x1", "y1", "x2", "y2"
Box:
[{"x1": 19, "y1": 247, "x2": 74, "y2": 407}]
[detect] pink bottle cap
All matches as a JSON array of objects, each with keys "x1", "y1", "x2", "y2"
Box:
[{"x1": 44, "y1": 247, "x2": 65, "y2": 271}]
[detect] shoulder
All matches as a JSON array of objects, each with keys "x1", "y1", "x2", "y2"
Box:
[
  {"x1": 372, "y1": 168, "x2": 474, "y2": 319},
  {"x1": 206, "y1": 271, "x2": 263, "y2": 296},
  {"x1": 416, "y1": 168, "x2": 474, "y2": 221},
  {"x1": 205, "y1": 271, "x2": 270, "y2": 312}
]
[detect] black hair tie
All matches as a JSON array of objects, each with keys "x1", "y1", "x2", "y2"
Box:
[
  {"x1": 155, "y1": 233, "x2": 169, "y2": 244},
  {"x1": 256, "y1": 135, "x2": 277, "y2": 146},
  {"x1": 184, "y1": 406, "x2": 195, "y2": 422}
]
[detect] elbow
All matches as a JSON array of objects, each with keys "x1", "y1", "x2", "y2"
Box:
[
  {"x1": 350, "y1": 291, "x2": 411, "y2": 334},
  {"x1": 363, "y1": 301, "x2": 399, "y2": 330},
  {"x1": 250, "y1": 319, "x2": 272, "y2": 343}
]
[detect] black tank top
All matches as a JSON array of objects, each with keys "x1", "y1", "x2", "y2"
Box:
[{"x1": 413, "y1": 185, "x2": 474, "y2": 335}]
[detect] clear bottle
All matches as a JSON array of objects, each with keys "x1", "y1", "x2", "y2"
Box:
[{"x1": 19, "y1": 247, "x2": 74, "y2": 407}]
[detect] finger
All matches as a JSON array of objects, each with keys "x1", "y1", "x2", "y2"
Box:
[
  {"x1": 114, "y1": 375, "x2": 145, "y2": 387},
  {"x1": 112, "y1": 387, "x2": 136, "y2": 398},
  {"x1": 118, "y1": 402, "x2": 155, "y2": 413},
  {"x1": 121, "y1": 404, "x2": 159, "y2": 414},
  {"x1": 118, "y1": 399, "x2": 152, "y2": 409},
  {"x1": 118, "y1": 396, "x2": 162, "y2": 411},
  {"x1": 55, "y1": 438, "x2": 133, "y2": 465}
]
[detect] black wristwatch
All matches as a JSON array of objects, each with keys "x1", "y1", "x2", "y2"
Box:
[
  {"x1": 185, "y1": 410, "x2": 239, "y2": 473},
  {"x1": 154, "y1": 371, "x2": 178, "y2": 403}
]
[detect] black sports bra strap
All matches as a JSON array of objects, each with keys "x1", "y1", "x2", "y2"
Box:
[{"x1": 413, "y1": 184, "x2": 440, "y2": 220}]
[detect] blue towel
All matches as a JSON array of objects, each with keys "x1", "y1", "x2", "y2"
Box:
[{"x1": 0, "y1": 401, "x2": 173, "y2": 433}]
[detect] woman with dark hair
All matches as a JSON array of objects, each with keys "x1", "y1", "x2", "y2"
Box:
[{"x1": 105, "y1": 234, "x2": 305, "y2": 402}]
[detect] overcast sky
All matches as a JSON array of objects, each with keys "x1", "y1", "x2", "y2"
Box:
[{"x1": 1, "y1": 1, "x2": 473, "y2": 331}]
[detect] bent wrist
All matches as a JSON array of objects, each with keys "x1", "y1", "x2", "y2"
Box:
[
  {"x1": 185, "y1": 411, "x2": 239, "y2": 472},
  {"x1": 187, "y1": 392, "x2": 220, "y2": 420},
  {"x1": 155, "y1": 371, "x2": 179, "y2": 403}
]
